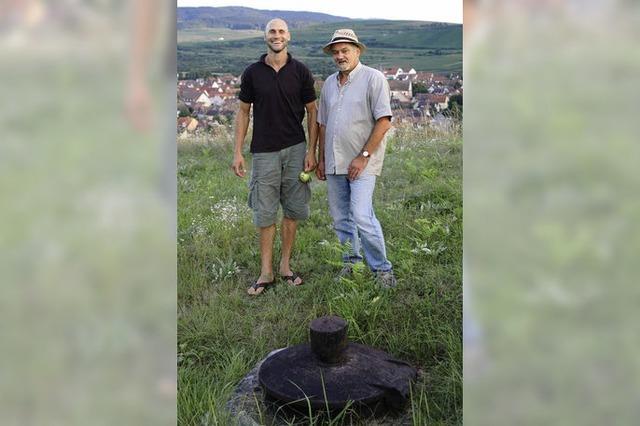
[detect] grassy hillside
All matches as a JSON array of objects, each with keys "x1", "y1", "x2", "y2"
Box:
[
  {"x1": 177, "y1": 123, "x2": 462, "y2": 424},
  {"x1": 178, "y1": 20, "x2": 462, "y2": 77},
  {"x1": 296, "y1": 20, "x2": 462, "y2": 50},
  {"x1": 178, "y1": 6, "x2": 350, "y2": 30}
]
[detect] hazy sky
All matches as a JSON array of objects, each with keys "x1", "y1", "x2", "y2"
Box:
[{"x1": 176, "y1": 0, "x2": 463, "y2": 24}]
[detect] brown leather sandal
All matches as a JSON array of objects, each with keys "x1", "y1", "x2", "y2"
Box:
[
  {"x1": 247, "y1": 279, "x2": 275, "y2": 296},
  {"x1": 281, "y1": 272, "x2": 304, "y2": 286}
]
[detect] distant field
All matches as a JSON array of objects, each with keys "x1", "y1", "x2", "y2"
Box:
[
  {"x1": 178, "y1": 27, "x2": 264, "y2": 43},
  {"x1": 178, "y1": 41, "x2": 461, "y2": 78},
  {"x1": 178, "y1": 20, "x2": 462, "y2": 77},
  {"x1": 296, "y1": 20, "x2": 462, "y2": 50}
]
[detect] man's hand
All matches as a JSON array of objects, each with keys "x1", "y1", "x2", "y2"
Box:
[
  {"x1": 304, "y1": 151, "x2": 317, "y2": 172},
  {"x1": 232, "y1": 154, "x2": 246, "y2": 177},
  {"x1": 348, "y1": 155, "x2": 368, "y2": 181},
  {"x1": 316, "y1": 159, "x2": 326, "y2": 181}
]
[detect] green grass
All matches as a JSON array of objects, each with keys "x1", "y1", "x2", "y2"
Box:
[
  {"x1": 296, "y1": 20, "x2": 462, "y2": 50},
  {"x1": 177, "y1": 123, "x2": 462, "y2": 425}
]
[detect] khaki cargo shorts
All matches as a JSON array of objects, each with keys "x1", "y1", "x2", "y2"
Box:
[{"x1": 248, "y1": 142, "x2": 311, "y2": 227}]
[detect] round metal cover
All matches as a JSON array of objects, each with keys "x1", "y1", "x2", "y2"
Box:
[{"x1": 258, "y1": 342, "x2": 416, "y2": 412}]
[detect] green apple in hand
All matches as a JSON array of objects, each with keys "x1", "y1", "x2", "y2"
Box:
[{"x1": 299, "y1": 171, "x2": 312, "y2": 183}]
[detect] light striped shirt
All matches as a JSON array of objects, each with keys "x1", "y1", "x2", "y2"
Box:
[{"x1": 318, "y1": 62, "x2": 392, "y2": 176}]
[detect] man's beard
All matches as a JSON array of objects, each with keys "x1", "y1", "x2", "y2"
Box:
[{"x1": 336, "y1": 61, "x2": 350, "y2": 72}]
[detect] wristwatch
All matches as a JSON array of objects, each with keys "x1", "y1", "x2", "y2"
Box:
[{"x1": 361, "y1": 150, "x2": 370, "y2": 159}]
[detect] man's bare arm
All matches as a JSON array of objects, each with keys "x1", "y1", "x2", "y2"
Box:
[
  {"x1": 125, "y1": 0, "x2": 157, "y2": 132},
  {"x1": 232, "y1": 101, "x2": 252, "y2": 177},
  {"x1": 304, "y1": 101, "x2": 319, "y2": 172},
  {"x1": 361, "y1": 116, "x2": 392, "y2": 155}
]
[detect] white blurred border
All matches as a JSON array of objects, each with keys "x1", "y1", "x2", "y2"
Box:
[
  {"x1": 0, "y1": 1, "x2": 177, "y2": 424},
  {"x1": 464, "y1": 0, "x2": 640, "y2": 424}
]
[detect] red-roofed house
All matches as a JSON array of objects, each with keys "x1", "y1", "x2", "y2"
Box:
[
  {"x1": 426, "y1": 94, "x2": 450, "y2": 112},
  {"x1": 383, "y1": 67, "x2": 403, "y2": 79},
  {"x1": 179, "y1": 87, "x2": 211, "y2": 107},
  {"x1": 414, "y1": 72, "x2": 435, "y2": 83},
  {"x1": 389, "y1": 80, "x2": 412, "y2": 99}
]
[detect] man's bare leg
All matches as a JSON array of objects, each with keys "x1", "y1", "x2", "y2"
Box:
[
  {"x1": 248, "y1": 224, "x2": 276, "y2": 295},
  {"x1": 279, "y1": 217, "x2": 303, "y2": 285}
]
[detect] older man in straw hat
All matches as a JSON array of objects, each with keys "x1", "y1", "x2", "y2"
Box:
[{"x1": 316, "y1": 29, "x2": 397, "y2": 288}]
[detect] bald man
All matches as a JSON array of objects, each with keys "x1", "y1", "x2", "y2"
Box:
[{"x1": 232, "y1": 19, "x2": 318, "y2": 295}]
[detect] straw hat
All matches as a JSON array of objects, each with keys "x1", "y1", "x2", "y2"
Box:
[{"x1": 322, "y1": 29, "x2": 366, "y2": 54}]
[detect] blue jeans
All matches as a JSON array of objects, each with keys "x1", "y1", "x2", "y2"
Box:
[{"x1": 326, "y1": 174, "x2": 392, "y2": 272}]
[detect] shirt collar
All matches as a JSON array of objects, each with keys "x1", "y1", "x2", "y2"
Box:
[{"x1": 260, "y1": 52, "x2": 292, "y2": 65}]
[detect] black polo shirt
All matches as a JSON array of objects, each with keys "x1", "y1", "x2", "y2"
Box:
[{"x1": 239, "y1": 53, "x2": 316, "y2": 153}]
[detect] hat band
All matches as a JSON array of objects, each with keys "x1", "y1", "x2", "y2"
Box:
[{"x1": 330, "y1": 37, "x2": 359, "y2": 44}]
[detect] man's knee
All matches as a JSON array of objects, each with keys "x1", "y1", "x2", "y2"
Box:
[
  {"x1": 352, "y1": 208, "x2": 374, "y2": 229},
  {"x1": 283, "y1": 204, "x2": 309, "y2": 221},
  {"x1": 253, "y1": 212, "x2": 277, "y2": 228}
]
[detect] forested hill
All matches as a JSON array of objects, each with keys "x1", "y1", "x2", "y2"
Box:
[
  {"x1": 177, "y1": 6, "x2": 350, "y2": 30},
  {"x1": 177, "y1": 7, "x2": 462, "y2": 77}
]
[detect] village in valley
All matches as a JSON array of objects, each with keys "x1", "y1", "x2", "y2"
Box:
[{"x1": 176, "y1": 67, "x2": 462, "y2": 137}]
